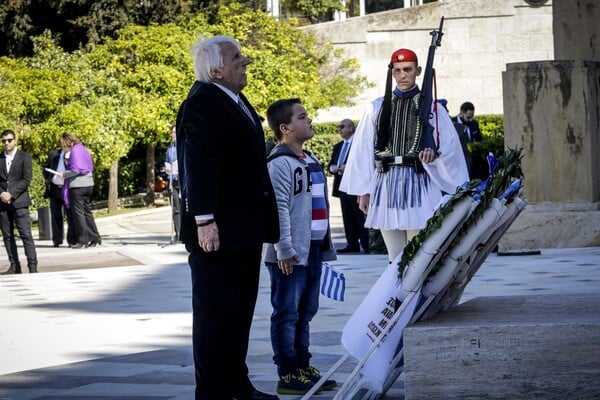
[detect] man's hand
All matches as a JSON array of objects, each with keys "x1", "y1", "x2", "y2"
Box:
[
  {"x1": 0, "y1": 192, "x2": 11, "y2": 204},
  {"x1": 358, "y1": 194, "x2": 370, "y2": 215},
  {"x1": 198, "y1": 222, "x2": 220, "y2": 253},
  {"x1": 419, "y1": 147, "x2": 438, "y2": 164},
  {"x1": 278, "y1": 255, "x2": 300, "y2": 275}
]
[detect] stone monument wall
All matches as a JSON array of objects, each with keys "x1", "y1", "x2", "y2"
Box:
[
  {"x1": 503, "y1": 61, "x2": 600, "y2": 203},
  {"x1": 500, "y1": 0, "x2": 600, "y2": 250}
]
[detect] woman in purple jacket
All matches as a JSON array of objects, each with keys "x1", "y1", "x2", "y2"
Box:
[{"x1": 58, "y1": 132, "x2": 101, "y2": 249}]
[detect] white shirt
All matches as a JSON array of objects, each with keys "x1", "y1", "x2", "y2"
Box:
[
  {"x1": 52, "y1": 151, "x2": 66, "y2": 186},
  {"x1": 4, "y1": 148, "x2": 16, "y2": 173}
]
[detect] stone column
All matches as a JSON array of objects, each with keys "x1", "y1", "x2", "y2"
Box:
[
  {"x1": 503, "y1": 60, "x2": 600, "y2": 203},
  {"x1": 500, "y1": 0, "x2": 600, "y2": 250}
]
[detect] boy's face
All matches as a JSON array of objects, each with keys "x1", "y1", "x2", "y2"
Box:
[
  {"x1": 392, "y1": 61, "x2": 421, "y2": 92},
  {"x1": 283, "y1": 103, "x2": 313, "y2": 142}
]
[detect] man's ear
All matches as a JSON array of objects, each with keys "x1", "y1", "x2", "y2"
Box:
[
  {"x1": 210, "y1": 67, "x2": 223, "y2": 80},
  {"x1": 416, "y1": 66, "x2": 422, "y2": 76}
]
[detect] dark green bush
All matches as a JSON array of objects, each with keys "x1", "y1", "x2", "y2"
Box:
[
  {"x1": 304, "y1": 121, "x2": 350, "y2": 167},
  {"x1": 118, "y1": 158, "x2": 146, "y2": 196},
  {"x1": 469, "y1": 114, "x2": 505, "y2": 179},
  {"x1": 30, "y1": 160, "x2": 48, "y2": 210}
]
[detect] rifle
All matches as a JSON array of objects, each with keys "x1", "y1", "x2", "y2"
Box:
[{"x1": 418, "y1": 16, "x2": 445, "y2": 151}]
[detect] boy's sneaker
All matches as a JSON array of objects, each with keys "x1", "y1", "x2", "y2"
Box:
[
  {"x1": 300, "y1": 365, "x2": 338, "y2": 391},
  {"x1": 277, "y1": 370, "x2": 322, "y2": 395}
]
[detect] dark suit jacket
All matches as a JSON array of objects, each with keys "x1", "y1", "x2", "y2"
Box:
[
  {"x1": 176, "y1": 81, "x2": 279, "y2": 250},
  {"x1": 43, "y1": 148, "x2": 63, "y2": 199},
  {"x1": 452, "y1": 122, "x2": 473, "y2": 178},
  {"x1": 0, "y1": 150, "x2": 32, "y2": 209},
  {"x1": 328, "y1": 140, "x2": 350, "y2": 198},
  {"x1": 451, "y1": 116, "x2": 483, "y2": 142}
]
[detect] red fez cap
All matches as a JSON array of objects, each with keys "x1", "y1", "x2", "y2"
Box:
[{"x1": 390, "y1": 48, "x2": 418, "y2": 64}]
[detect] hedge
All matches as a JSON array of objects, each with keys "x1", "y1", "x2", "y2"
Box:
[{"x1": 302, "y1": 115, "x2": 505, "y2": 174}]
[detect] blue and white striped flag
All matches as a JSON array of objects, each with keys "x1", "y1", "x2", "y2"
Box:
[{"x1": 321, "y1": 262, "x2": 345, "y2": 301}]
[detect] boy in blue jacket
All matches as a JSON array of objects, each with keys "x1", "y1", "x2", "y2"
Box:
[{"x1": 264, "y1": 98, "x2": 337, "y2": 395}]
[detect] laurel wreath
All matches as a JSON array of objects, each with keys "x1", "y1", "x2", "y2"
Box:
[{"x1": 397, "y1": 147, "x2": 524, "y2": 278}]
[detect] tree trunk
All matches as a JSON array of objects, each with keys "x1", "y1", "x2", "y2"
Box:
[
  {"x1": 145, "y1": 143, "x2": 155, "y2": 206},
  {"x1": 107, "y1": 160, "x2": 119, "y2": 213}
]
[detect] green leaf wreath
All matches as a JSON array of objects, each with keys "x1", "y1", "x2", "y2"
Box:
[{"x1": 397, "y1": 147, "x2": 524, "y2": 278}]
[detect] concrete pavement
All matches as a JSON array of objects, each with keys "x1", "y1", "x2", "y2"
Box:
[{"x1": 0, "y1": 201, "x2": 599, "y2": 400}]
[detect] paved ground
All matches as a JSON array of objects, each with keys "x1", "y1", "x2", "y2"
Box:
[{"x1": 0, "y1": 197, "x2": 599, "y2": 400}]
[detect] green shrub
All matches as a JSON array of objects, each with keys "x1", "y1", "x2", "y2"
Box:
[
  {"x1": 30, "y1": 160, "x2": 48, "y2": 210},
  {"x1": 478, "y1": 114, "x2": 504, "y2": 139},
  {"x1": 118, "y1": 158, "x2": 145, "y2": 196},
  {"x1": 470, "y1": 114, "x2": 505, "y2": 179},
  {"x1": 304, "y1": 121, "x2": 352, "y2": 168}
]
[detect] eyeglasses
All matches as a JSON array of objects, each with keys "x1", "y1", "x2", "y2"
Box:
[{"x1": 2, "y1": 138, "x2": 14, "y2": 144}]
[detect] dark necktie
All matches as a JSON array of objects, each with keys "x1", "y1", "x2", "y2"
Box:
[
  {"x1": 337, "y1": 141, "x2": 350, "y2": 168},
  {"x1": 238, "y1": 97, "x2": 255, "y2": 125}
]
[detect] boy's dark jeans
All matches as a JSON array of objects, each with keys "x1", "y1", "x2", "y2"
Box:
[{"x1": 267, "y1": 241, "x2": 323, "y2": 377}]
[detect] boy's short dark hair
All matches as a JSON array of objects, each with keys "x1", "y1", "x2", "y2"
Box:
[
  {"x1": 266, "y1": 98, "x2": 301, "y2": 141},
  {"x1": 460, "y1": 101, "x2": 475, "y2": 113}
]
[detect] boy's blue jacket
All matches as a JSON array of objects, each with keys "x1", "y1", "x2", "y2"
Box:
[{"x1": 263, "y1": 144, "x2": 337, "y2": 266}]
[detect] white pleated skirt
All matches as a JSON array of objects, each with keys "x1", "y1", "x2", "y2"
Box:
[{"x1": 365, "y1": 166, "x2": 441, "y2": 231}]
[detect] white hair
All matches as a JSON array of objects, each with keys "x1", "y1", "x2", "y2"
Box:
[{"x1": 191, "y1": 35, "x2": 241, "y2": 83}]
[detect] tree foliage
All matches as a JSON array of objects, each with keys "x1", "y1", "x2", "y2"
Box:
[
  {"x1": 0, "y1": 0, "x2": 198, "y2": 57},
  {"x1": 7, "y1": 32, "x2": 133, "y2": 171},
  {"x1": 282, "y1": 0, "x2": 345, "y2": 23},
  {"x1": 86, "y1": 23, "x2": 194, "y2": 145},
  {"x1": 0, "y1": 3, "x2": 369, "y2": 207},
  {"x1": 206, "y1": 4, "x2": 368, "y2": 116},
  {"x1": 0, "y1": 0, "x2": 359, "y2": 57}
]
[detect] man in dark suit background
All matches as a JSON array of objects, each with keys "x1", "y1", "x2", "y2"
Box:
[
  {"x1": 43, "y1": 148, "x2": 76, "y2": 247},
  {"x1": 176, "y1": 36, "x2": 280, "y2": 400},
  {"x1": 452, "y1": 101, "x2": 485, "y2": 179},
  {"x1": 0, "y1": 129, "x2": 38, "y2": 274},
  {"x1": 328, "y1": 119, "x2": 369, "y2": 254}
]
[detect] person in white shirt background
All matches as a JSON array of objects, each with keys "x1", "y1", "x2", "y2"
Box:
[{"x1": 164, "y1": 124, "x2": 180, "y2": 238}]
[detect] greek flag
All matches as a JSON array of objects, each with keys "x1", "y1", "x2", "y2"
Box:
[{"x1": 321, "y1": 263, "x2": 345, "y2": 301}]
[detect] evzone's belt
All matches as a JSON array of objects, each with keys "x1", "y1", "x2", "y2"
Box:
[
  {"x1": 380, "y1": 155, "x2": 424, "y2": 171},
  {"x1": 388, "y1": 156, "x2": 415, "y2": 167}
]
